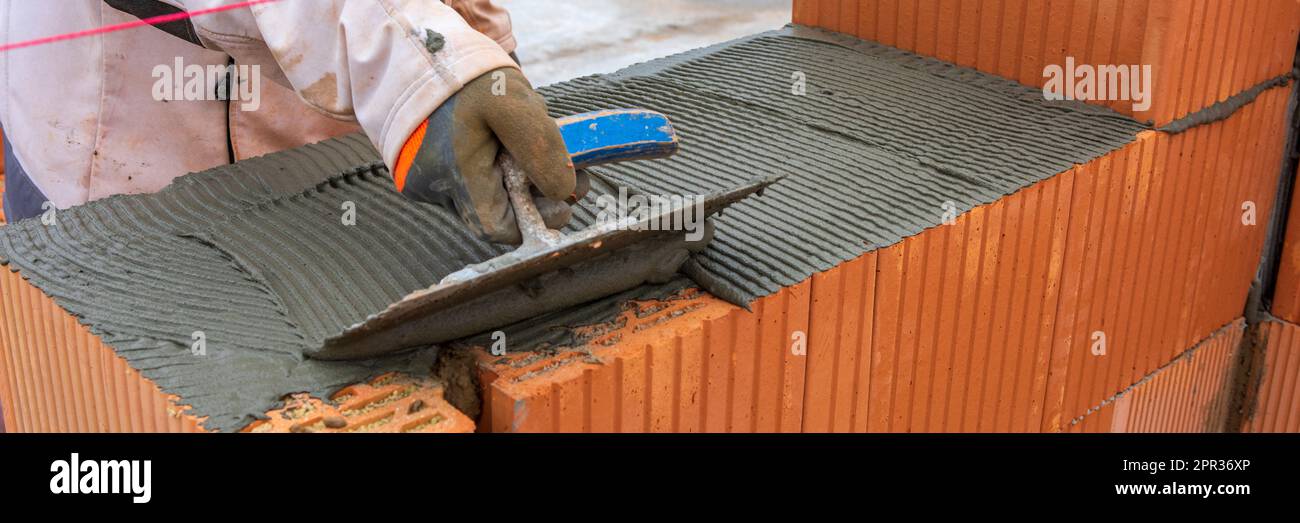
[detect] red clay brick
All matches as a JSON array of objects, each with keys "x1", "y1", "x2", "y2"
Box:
[{"x1": 793, "y1": 0, "x2": 1300, "y2": 125}]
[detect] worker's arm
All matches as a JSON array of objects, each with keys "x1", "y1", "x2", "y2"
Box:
[
  {"x1": 163, "y1": 0, "x2": 577, "y2": 243},
  {"x1": 442, "y1": 0, "x2": 517, "y2": 54}
]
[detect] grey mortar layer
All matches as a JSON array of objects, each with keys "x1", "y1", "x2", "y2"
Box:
[
  {"x1": 0, "y1": 25, "x2": 1147, "y2": 431},
  {"x1": 541, "y1": 25, "x2": 1148, "y2": 303},
  {"x1": 1157, "y1": 74, "x2": 1294, "y2": 134}
]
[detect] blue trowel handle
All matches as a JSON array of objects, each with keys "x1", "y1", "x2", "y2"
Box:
[
  {"x1": 555, "y1": 109, "x2": 679, "y2": 169},
  {"x1": 497, "y1": 109, "x2": 679, "y2": 254}
]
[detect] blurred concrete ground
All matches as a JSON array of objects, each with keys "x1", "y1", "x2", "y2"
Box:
[{"x1": 500, "y1": 0, "x2": 790, "y2": 86}]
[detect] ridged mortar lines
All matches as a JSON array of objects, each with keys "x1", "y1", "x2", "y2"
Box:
[
  {"x1": 0, "y1": 27, "x2": 1157, "y2": 431},
  {"x1": 538, "y1": 26, "x2": 1145, "y2": 304},
  {"x1": 0, "y1": 137, "x2": 446, "y2": 431}
]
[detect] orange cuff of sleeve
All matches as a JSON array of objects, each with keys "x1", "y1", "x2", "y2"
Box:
[{"x1": 393, "y1": 120, "x2": 429, "y2": 193}]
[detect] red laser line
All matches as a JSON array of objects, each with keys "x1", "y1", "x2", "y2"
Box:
[{"x1": 0, "y1": 0, "x2": 279, "y2": 53}]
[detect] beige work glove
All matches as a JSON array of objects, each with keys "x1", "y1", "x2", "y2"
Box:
[{"x1": 390, "y1": 67, "x2": 589, "y2": 245}]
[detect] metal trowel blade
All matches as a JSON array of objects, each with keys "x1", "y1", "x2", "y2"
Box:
[{"x1": 309, "y1": 176, "x2": 778, "y2": 360}]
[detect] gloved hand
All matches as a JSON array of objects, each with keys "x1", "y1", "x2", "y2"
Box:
[{"x1": 392, "y1": 67, "x2": 588, "y2": 245}]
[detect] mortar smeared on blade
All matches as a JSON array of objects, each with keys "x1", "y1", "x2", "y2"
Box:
[{"x1": 310, "y1": 110, "x2": 774, "y2": 360}]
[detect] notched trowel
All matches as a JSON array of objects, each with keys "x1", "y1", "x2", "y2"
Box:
[{"x1": 310, "y1": 109, "x2": 774, "y2": 360}]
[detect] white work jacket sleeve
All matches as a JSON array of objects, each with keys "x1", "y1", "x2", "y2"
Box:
[
  {"x1": 444, "y1": 0, "x2": 516, "y2": 54},
  {"x1": 168, "y1": 0, "x2": 518, "y2": 170}
]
